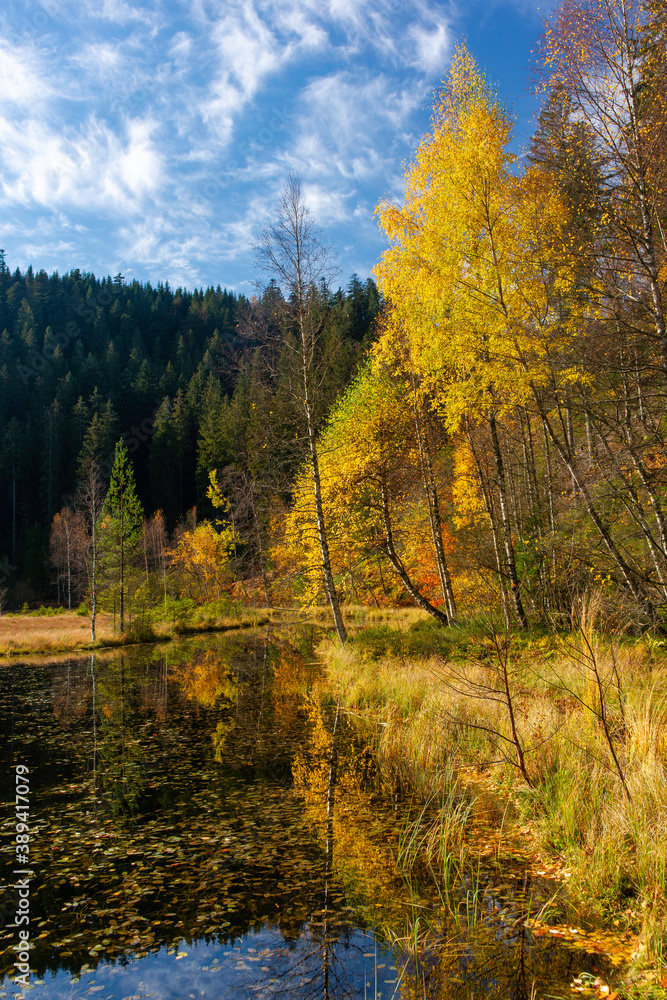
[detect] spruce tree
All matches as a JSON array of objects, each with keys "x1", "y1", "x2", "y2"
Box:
[{"x1": 101, "y1": 441, "x2": 143, "y2": 631}]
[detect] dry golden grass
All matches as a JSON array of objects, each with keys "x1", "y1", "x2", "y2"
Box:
[
  {"x1": 0, "y1": 605, "x2": 273, "y2": 660},
  {"x1": 0, "y1": 612, "x2": 119, "y2": 658},
  {"x1": 322, "y1": 627, "x2": 667, "y2": 966}
]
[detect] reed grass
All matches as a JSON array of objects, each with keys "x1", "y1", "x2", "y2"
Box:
[
  {"x1": 322, "y1": 614, "x2": 667, "y2": 970},
  {"x1": 0, "y1": 611, "x2": 117, "y2": 657}
]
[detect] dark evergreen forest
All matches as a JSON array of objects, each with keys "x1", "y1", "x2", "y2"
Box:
[{"x1": 0, "y1": 253, "x2": 380, "y2": 603}]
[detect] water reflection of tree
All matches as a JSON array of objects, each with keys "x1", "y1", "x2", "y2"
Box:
[
  {"x1": 93, "y1": 656, "x2": 148, "y2": 817},
  {"x1": 209, "y1": 637, "x2": 311, "y2": 782},
  {"x1": 1, "y1": 642, "x2": 600, "y2": 997},
  {"x1": 50, "y1": 659, "x2": 90, "y2": 724},
  {"x1": 289, "y1": 697, "x2": 586, "y2": 1000},
  {"x1": 288, "y1": 696, "x2": 400, "y2": 999},
  {"x1": 172, "y1": 647, "x2": 239, "y2": 710}
]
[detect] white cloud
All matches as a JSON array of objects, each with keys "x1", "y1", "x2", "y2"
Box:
[
  {"x1": 201, "y1": 0, "x2": 331, "y2": 141},
  {"x1": 0, "y1": 0, "x2": 485, "y2": 287},
  {"x1": 0, "y1": 42, "x2": 54, "y2": 108},
  {"x1": 409, "y1": 20, "x2": 450, "y2": 74},
  {"x1": 115, "y1": 119, "x2": 163, "y2": 196},
  {"x1": 90, "y1": 0, "x2": 156, "y2": 25},
  {"x1": 291, "y1": 70, "x2": 427, "y2": 180},
  {"x1": 169, "y1": 31, "x2": 193, "y2": 61},
  {"x1": 302, "y1": 183, "x2": 350, "y2": 224},
  {"x1": 201, "y1": 5, "x2": 283, "y2": 140},
  {"x1": 70, "y1": 41, "x2": 124, "y2": 76},
  {"x1": 0, "y1": 115, "x2": 163, "y2": 212}
]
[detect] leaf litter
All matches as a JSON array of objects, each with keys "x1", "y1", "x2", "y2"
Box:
[{"x1": 0, "y1": 635, "x2": 641, "y2": 999}]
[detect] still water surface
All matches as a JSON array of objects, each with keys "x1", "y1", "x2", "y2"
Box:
[{"x1": 0, "y1": 632, "x2": 616, "y2": 999}]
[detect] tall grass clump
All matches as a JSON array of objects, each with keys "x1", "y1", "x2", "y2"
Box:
[
  {"x1": 322, "y1": 606, "x2": 667, "y2": 966},
  {"x1": 396, "y1": 776, "x2": 477, "y2": 921}
]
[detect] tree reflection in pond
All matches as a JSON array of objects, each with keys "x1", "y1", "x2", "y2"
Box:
[{"x1": 0, "y1": 633, "x2": 622, "y2": 999}]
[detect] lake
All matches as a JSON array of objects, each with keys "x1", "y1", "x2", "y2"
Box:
[{"x1": 0, "y1": 631, "x2": 621, "y2": 999}]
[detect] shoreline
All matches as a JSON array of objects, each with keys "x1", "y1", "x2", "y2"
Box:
[
  {"x1": 0, "y1": 608, "x2": 275, "y2": 661},
  {"x1": 318, "y1": 617, "x2": 667, "y2": 996},
  {"x1": 0, "y1": 602, "x2": 413, "y2": 661}
]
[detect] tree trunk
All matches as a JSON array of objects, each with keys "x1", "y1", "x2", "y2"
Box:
[
  {"x1": 488, "y1": 414, "x2": 529, "y2": 628},
  {"x1": 258, "y1": 172, "x2": 347, "y2": 643},
  {"x1": 469, "y1": 432, "x2": 511, "y2": 629},
  {"x1": 410, "y1": 383, "x2": 457, "y2": 619},
  {"x1": 535, "y1": 394, "x2": 644, "y2": 604},
  {"x1": 303, "y1": 365, "x2": 347, "y2": 644},
  {"x1": 91, "y1": 514, "x2": 97, "y2": 643},
  {"x1": 66, "y1": 525, "x2": 72, "y2": 611},
  {"x1": 380, "y1": 482, "x2": 448, "y2": 625}
]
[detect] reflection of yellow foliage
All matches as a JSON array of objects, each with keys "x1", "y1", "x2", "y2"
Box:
[
  {"x1": 212, "y1": 716, "x2": 235, "y2": 762},
  {"x1": 294, "y1": 698, "x2": 422, "y2": 943},
  {"x1": 334, "y1": 795, "x2": 403, "y2": 901},
  {"x1": 293, "y1": 699, "x2": 380, "y2": 803},
  {"x1": 172, "y1": 650, "x2": 238, "y2": 708},
  {"x1": 270, "y1": 649, "x2": 310, "y2": 733},
  {"x1": 272, "y1": 650, "x2": 308, "y2": 700},
  {"x1": 292, "y1": 695, "x2": 333, "y2": 802}
]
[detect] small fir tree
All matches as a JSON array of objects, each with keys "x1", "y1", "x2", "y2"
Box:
[{"x1": 101, "y1": 441, "x2": 143, "y2": 631}]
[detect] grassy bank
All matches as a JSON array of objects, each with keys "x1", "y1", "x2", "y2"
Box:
[
  {"x1": 0, "y1": 602, "x2": 272, "y2": 659},
  {"x1": 0, "y1": 601, "x2": 417, "y2": 660},
  {"x1": 321, "y1": 608, "x2": 667, "y2": 991}
]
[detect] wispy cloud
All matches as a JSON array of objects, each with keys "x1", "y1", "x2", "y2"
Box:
[
  {"x1": 0, "y1": 113, "x2": 164, "y2": 212},
  {"x1": 90, "y1": 0, "x2": 157, "y2": 26},
  {"x1": 0, "y1": 0, "x2": 542, "y2": 288},
  {"x1": 409, "y1": 20, "x2": 451, "y2": 73},
  {"x1": 1, "y1": 42, "x2": 54, "y2": 108}
]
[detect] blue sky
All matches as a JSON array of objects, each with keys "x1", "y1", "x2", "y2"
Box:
[{"x1": 1, "y1": 0, "x2": 552, "y2": 294}]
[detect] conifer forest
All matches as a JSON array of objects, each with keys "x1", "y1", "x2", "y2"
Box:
[
  {"x1": 3, "y1": 3, "x2": 667, "y2": 996},
  {"x1": 2, "y1": 1, "x2": 667, "y2": 632}
]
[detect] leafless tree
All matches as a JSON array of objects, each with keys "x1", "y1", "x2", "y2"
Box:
[
  {"x1": 140, "y1": 511, "x2": 170, "y2": 612},
  {"x1": 77, "y1": 458, "x2": 106, "y2": 642},
  {"x1": 49, "y1": 507, "x2": 87, "y2": 609},
  {"x1": 255, "y1": 173, "x2": 347, "y2": 643}
]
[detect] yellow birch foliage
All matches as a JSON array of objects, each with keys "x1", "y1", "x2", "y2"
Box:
[
  {"x1": 275, "y1": 363, "x2": 441, "y2": 605},
  {"x1": 170, "y1": 520, "x2": 237, "y2": 603},
  {"x1": 451, "y1": 438, "x2": 486, "y2": 529},
  {"x1": 373, "y1": 45, "x2": 577, "y2": 434},
  {"x1": 206, "y1": 468, "x2": 232, "y2": 522}
]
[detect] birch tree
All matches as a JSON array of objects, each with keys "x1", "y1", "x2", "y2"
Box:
[
  {"x1": 374, "y1": 46, "x2": 574, "y2": 626},
  {"x1": 255, "y1": 174, "x2": 348, "y2": 644}
]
